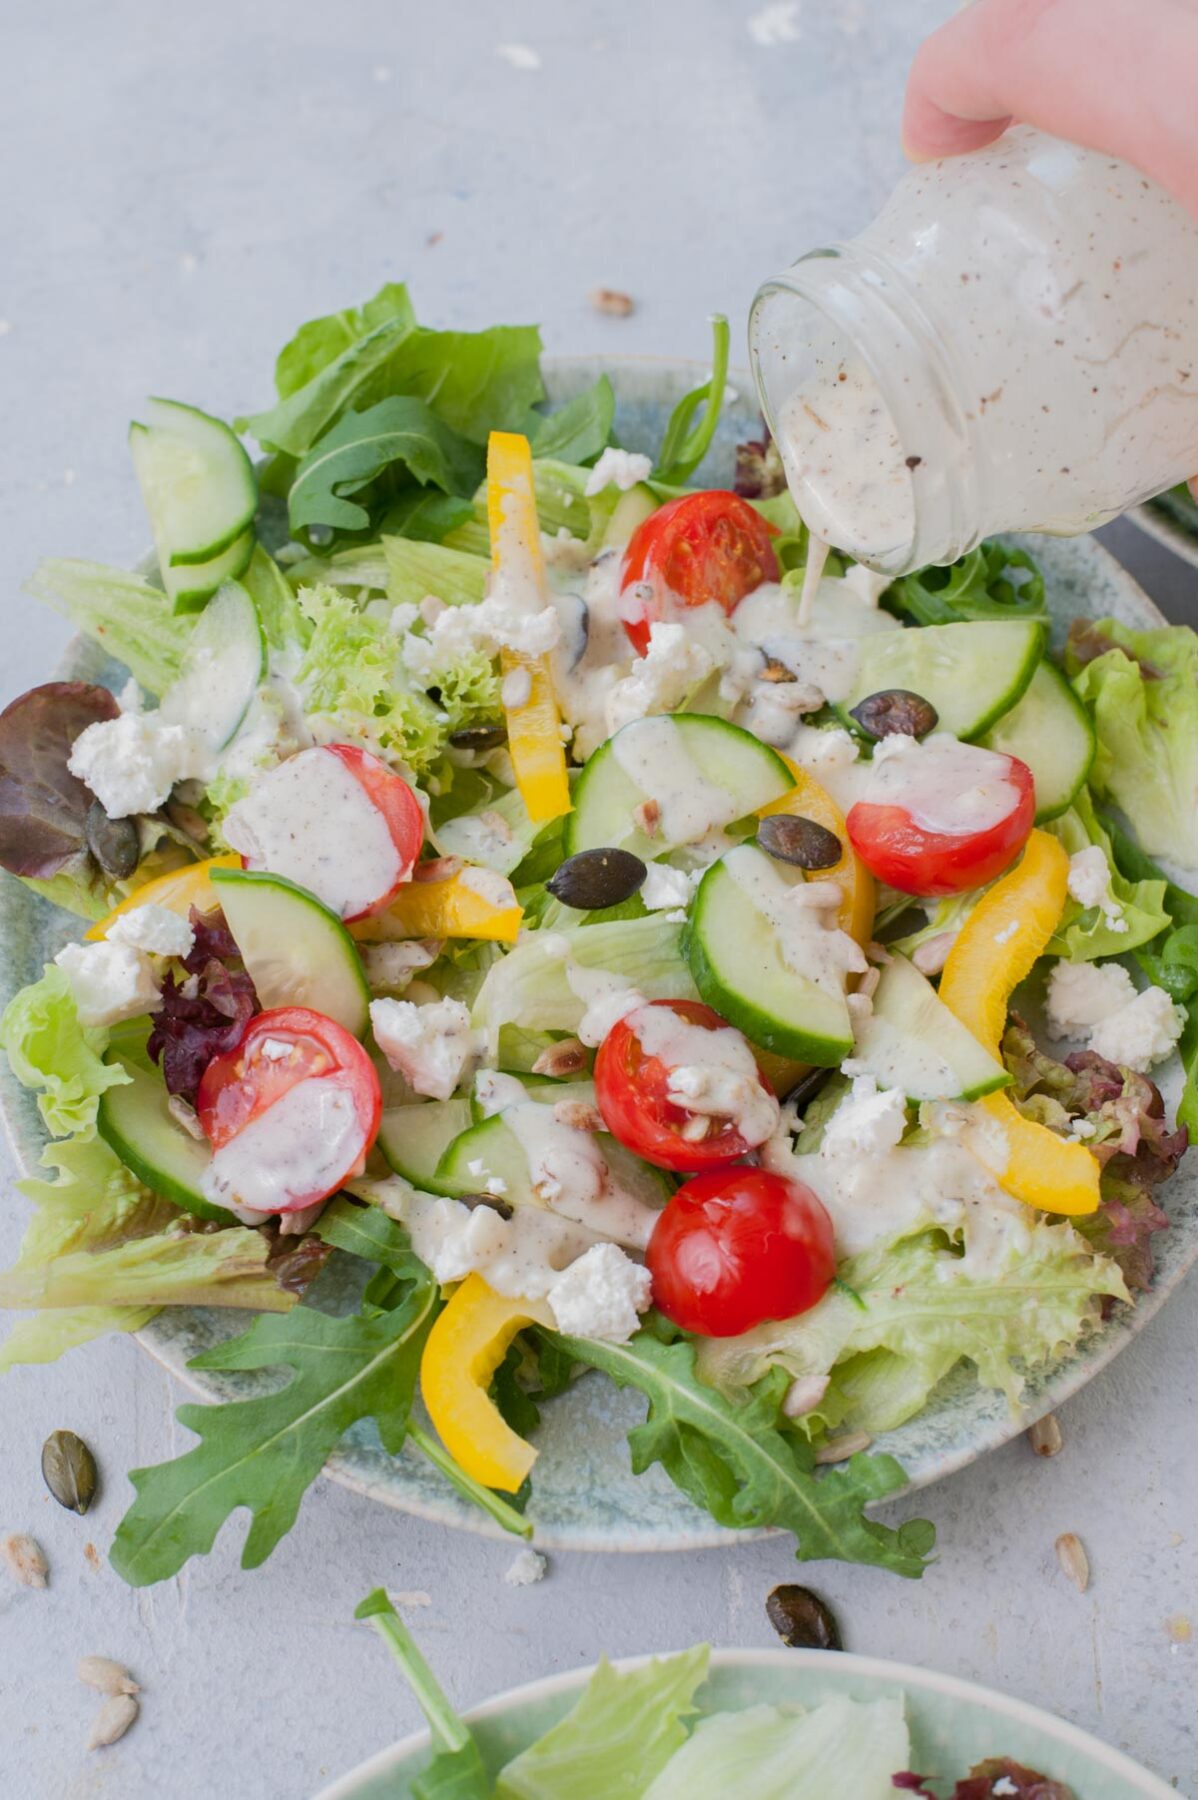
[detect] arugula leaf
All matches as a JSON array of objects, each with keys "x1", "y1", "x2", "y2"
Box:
[
  {"x1": 887, "y1": 540, "x2": 1045, "y2": 627},
  {"x1": 274, "y1": 282, "x2": 417, "y2": 399},
  {"x1": 109, "y1": 1248, "x2": 437, "y2": 1586},
  {"x1": 289, "y1": 398, "x2": 484, "y2": 536},
  {"x1": 526, "y1": 375, "x2": 615, "y2": 464},
  {"x1": 357, "y1": 1587, "x2": 493, "y2": 1800},
  {"x1": 652, "y1": 316, "x2": 731, "y2": 485},
  {"x1": 545, "y1": 1326, "x2": 933, "y2": 1576},
  {"x1": 384, "y1": 490, "x2": 477, "y2": 543}
]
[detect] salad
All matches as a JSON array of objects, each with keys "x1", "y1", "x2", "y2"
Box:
[
  {"x1": 350, "y1": 1596, "x2": 1079, "y2": 1799},
  {"x1": 0, "y1": 286, "x2": 1193, "y2": 1587}
]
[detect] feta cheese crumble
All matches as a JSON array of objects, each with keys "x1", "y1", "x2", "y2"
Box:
[
  {"x1": 1045, "y1": 959, "x2": 1136, "y2": 1037},
  {"x1": 547, "y1": 1242, "x2": 653, "y2": 1342},
  {"x1": 583, "y1": 447, "x2": 653, "y2": 496},
  {"x1": 106, "y1": 902, "x2": 195, "y2": 959},
  {"x1": 639, "y1": 862, "x2": 699, "y2": 912},
  {"x1": 1046, "y1": 959, "x2": 1185, "y2": 1072},
  {"x1": 821, "y1": 1073, "x2": 908, "y2": 1158},
  {"x1": 1067, "y1": 845, "x2": 1127, "y2": 932},
  {"x1": 604, "y1": 623, "x2": 715, "y2": 736},
  {"x1": 54, "y1": 939, "x2": 162, "y2": 1028},
  {"x1": 68, "y1": 711, "x2": 199, "y2": 818},
  {"x1": 503, "y1": 1548, "x2": 547, "y2": 1586},
  {"x1": 370, "y1": 996, "x2": 476, "y2": 1099}
]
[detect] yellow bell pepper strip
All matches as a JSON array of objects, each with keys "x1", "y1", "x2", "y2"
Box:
[
  {"x1": 85, "y1": 852, "x2": 242, "y2": 941},
  {"x1": 420, "y1": 1272, "x2": 554, "y2": 1493},
  {"x1": 351, "y1": 864, "x2": 523, "y2": 945},
  {"x1": 759, "y1": 758, "x2": 876, "y2": 945},
  {"x1": 486, "y1": 431, "x2": 572, "y2": 825},
  {"x1": 939, "y1": 829, "x2": 1100, "y2": 1216}
]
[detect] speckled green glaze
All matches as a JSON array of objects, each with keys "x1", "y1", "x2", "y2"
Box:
[
  {"x1": 314, "y1": 1648, "x2": 1176, "y2": 1799},
  {"x1": 0, "y1": 359, "x2": 1194, "y2": 1554}
]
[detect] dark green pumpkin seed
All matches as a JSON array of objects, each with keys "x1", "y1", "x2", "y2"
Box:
[
  {"x1": 448, "y1": 724, "x2": 507, "y2": 752},
  {"x1": 84, "y1": 801, "x2": 140, "y2": 880},
  {"x1": 757, "y1": 814, "x2": 842, "y2": 870},
  {"x1": 547, "y1": 848, "x2": 647, "y2": 911},
  {"x1": 849, "y1": 688, "x2": 938, "y2": 740},
  {"x1": 766, "y1": 1584, "x2": 842, "y2": 1651},
  {"x1": 42, "y1": 1430, "x2": 97, "y2": 1515}
]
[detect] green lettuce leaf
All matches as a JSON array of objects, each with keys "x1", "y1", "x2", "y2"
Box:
[
  {"x1": 1046, "y1": 788, "x2": 1170, "y2": 959},
  {"x1": 526, "y1": 376, "x2": 616, "y2": 465},
  {"x1": 1068, "y1": 618, "x2": 1198, "y2": 871},
  {"x1": 652, "y1": 316, "x2": 731, "y2": 485},
  {"x1": 273, "y1": 282, "x2": 418, "y2": 399},
  {"x1": 886, "y1": 539, "x2": 1045, "y2": 628},
  {"x1": 696, "y1": 1220, "x2": 1126, "y2": 1437},
  {"x1": 383, "y1": 490, "x2": 476, "y2": 544},
  {"x1": 0, "y1": 965, "x2": 130, "y2": 1138},
  {"x1": 0, "y1": 1219, "x2": 290, "y2": 1314},
  {"x1": 548, "y1": 1326, "x2": 933, "y2": 1576},
  {"x1": 0, "y1": 1305, "x2": 159, "y2": 1374},
  {"x1": 644, "y1": 1694, "x2": 909, "y2": 1800},
  {"x1": 241, "y1": 543, "x2": 311, "y2": 651},
  {"x1": 110, "y1": 1213, "x2": 437, "y2": 1585},
  {"x1": 357, "y1": 1587, "x2": 492, "y2": 1800},
  {"x1": 289, "y1": 398, "x2": 484, "y2": 537},
  {"x1": 384, "y1": 536, "x2": 489, "y2": 611},
  {"x1": 24, "y1": 559, "x2": 191, "y2": 698},
  {"x1": 496, "y1": 1646, "x2": 709, "y2": 1800}
]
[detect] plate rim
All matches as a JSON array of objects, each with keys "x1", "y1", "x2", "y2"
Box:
[
  {"x1": 1128, "y1": 499, "x2": 1198, "y2": 569},
  {"x1": 312, "y1": 1645, "x2": 1177, "y2": 1800}
]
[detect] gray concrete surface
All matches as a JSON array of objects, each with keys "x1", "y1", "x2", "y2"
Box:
[{"x1": 0, "y1": 2, "x2": 1195, "y2": 1795}]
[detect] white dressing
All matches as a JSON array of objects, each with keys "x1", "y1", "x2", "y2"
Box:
[
  {"x1": 862, "y1": 733, "x2": 1021, "y2": 836},
  {"x1": 626, "y1": 1002, "x2": 779, "y2": 1145},
  {"x1": 503, "y1": 1102, "x2": 661, "y2": 1249},
  {"x1": 611, "y1": 715, "x2": 743, "y2": 845},
  {"x1": 200, "y1": 1077, "x2": 363, "y2": 1215},
  {"x1": 724, "y1": 850, "x2": 866, "y2": 998}
]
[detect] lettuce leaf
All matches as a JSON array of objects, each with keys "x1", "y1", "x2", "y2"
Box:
[
  {"x1": 25, "y1": 559, "x2": 191, "y2": 698},
  {"x1": 0, "y1": 1305, "x2": 159, "y2": 1374},
  {"x1": 1068, "y1": 618, "x2": 1198, "y2": 871},
  {"x1": 1046, "y1": 788, "x2": 1170, "y2": 959},
  {"x1": 241, "y1": 543, "x2": 311, "y2": 651},
  {"x1": 383, "y1": 536, "x2": 489, "y2": 611},
  {"x1": 644, "y1": 1694, "x2": 909, "y2": 1800},
  {"x1": 0, "y1": 965, "x2": 130, "y2": 1138},
  {"x1": 273, "y1": 282, "x2": 418, "y2": 399},
  {"x1": 496, "y1": 1647, "x2": 709, "y2": 1800},
  {"x1": 289, "y1": 398, "x2": 483, "y2": 537},
  {"x1": 0, "y1": 1217, "x2": 291, "y2": 1313},
  {"x1": 525, "y1": 375, "x2": 616, "y2": 465}
]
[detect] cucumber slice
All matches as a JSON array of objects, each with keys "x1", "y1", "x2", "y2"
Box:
[
  {"x1": 130, "y1": 398, "x2": 257, "y2": 569},
  {"x1": 600, "y1": 483, "x2": 659, "y2": 548},
  {"x1": 158, "y1": 578, "x2": 265, "y2": 751},
  {"x1": 469, "y1": 1070, "x2": 596, "y2": 1124},
  {"x1": 980, "y1": 660, "x2": 1095, "y2": 823},
  {"x1": 164, "y1": 528, "x2": 255, "y2": 615},
  {"x1": 835, "y1": 619, "x2": 1045, "y2": 741},
  {"x1": 686, "y1": 843, "x2": 854, "y2": 1066},
  {"x1": 850, "y1": 950, "x2": 1010, "y2": 1101},
  {"x1": 378, "y1": 1098, "x2": 474, "y2": 1194},
  {"x1": 565, "y1": 714, "x2": 793, "y2": 858},
  {"x1": 98, "y1": 1029, "x2": 231, "y2": 1223},
  {"x1": 435, "y1": 1108, "x2": 672, "y2": 1230},
  {"x1": 211, "y1": 867, "x2": 370, "y2": 1036}
]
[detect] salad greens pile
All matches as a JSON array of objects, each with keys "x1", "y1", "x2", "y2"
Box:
[
  {"x1": 352, "y1": 1597, "x2": 1077, "y2": 1800},
  {"x1": 0, "y1": 282, "x2": 1192, "y2": 1592}
]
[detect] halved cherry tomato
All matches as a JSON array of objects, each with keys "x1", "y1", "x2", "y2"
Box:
[
  {"x1": 846, "y1": 752, "x2": 1035, "y2": 898},
  {"x1": 647, "y1": 1167, "x2": 834, "y2": 1338},
  {"x1": 197, "y1": 1006, "x2": 381, "y2": 1211},
  {"x1": 619, "y1": 491, "x2": 780, "y2": 655},
  {"x1": 321, "y1": 743, "x2": 425, "y2": 916},
  {"x1": 594, "y1": 998, "x2": 777, "y2": 1173}
]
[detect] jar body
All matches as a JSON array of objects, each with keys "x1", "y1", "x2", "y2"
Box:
[{"x1": 750, "y1": 127, "x2": 1198, "y2": 573}]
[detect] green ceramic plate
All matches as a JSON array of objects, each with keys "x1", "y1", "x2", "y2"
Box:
[
  {"x1": 1, "y1": 358, "x2": 1195, "y2": 1552},
  {"x1": 313, "y1": 1647, "x2": 1176, "y2": 1799}
]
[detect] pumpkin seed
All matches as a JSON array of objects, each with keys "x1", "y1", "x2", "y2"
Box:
[
  {"x1": 1055, "y1": 1531, "x2": 1090, "y2": 1592},
  {"x1": 547, "y1": 847, "x2": 647, "y2": 911},
  {"x1": 461, "y1": 1193, "x2": 515, "y2": 1222},
  {"x1": 78, "y1": 1657, "x2": 140, "y2": 1697},
  {"x1": 84, "y1": 801, "x2": 140, "y2": 880},
  {"x1": 757, "y1": 813, "x2": 842, "y2": 871},
  {"x1": 782, "y1": 1067, "x2": 830, "y2": 1111},
  {"x1": 2, "y1": 1532, "x2": 48, "y2": 1588},
  {"x1": 87, "y1": 1693, "x2": 139, "y2": 1750},
  {"x1": 42, "y1": 1429, "x2": 97, "y2": 1515},
  {"x1": 766, "y1": 1584, "x2": 843, "y2": 1651},
  {"x1": 850, "y1": 688, "x2": 939, "y2": 740},
  {"x1": 1029, "y1": 1414, "x2": 1063, "y2": 1457},
  {"x1": 448, "y1": 724, "x2": 507, "y2": 753}
]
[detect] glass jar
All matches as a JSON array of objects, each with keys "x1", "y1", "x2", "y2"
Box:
[{"x1": 749, "y1": 126, "x2": 1198, "y2": 574}]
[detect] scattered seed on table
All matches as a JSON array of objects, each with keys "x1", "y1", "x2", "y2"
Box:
[
  {"x1": 2, "y1": 1533, "x2": 48, "y2": 1588},
  {"x1": 1055, "y1": 1532, "x2": 1090, "y2": 1592},
  {"x1": 87, "y1": 1693, "x2": 139, "y2": 1750},
  {"x1": 766, "y1": 1584, "x2": 843, "y2": 1651},
  {"x1": 1029, "y1": 1414, "x2": 1063, "y2": 1457},
  {"x1": 78, "y1": 1657, "x2": 140, "y2": 1697},
  {"x1": 590, "y1": 287, "x2": 635, "y2": 316},
  {"x1": 42, "y1": 1429, "x2": 97, "y2": 1514}
]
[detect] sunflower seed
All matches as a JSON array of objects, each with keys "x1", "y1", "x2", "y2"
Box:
[
  {"x1": 87, "y1": 1693, "x2": 139, "y2": 1750},
  {"x1": 590, "y1": 287, "x2": 635, "y2": 317},
  {"x1": 77, "y1": 1657, "x2": 140, "y2": 1697},
  {"x1": 912, "y1": 931, "x2": 959, "y2": 976},
  {"x1": 814, "y1": 1431, "x2": 872, "y2": 1464},
  {"x1": 1055, "y1": 1531, "x2": 1090, "y2": 1592},
  {"x1": 165, "y1": 798, "x2": 210, "y2": 843},
  {"x1": 633, "y1": 799, "x2": 660, "y2": 838},
  {"x1": 531, "y1": 1038, "x2": 589, "y2": 1079},
  {"x1": 552, "y1": 1100, "x2": 605, "y2": 1133},
  {"x1": 42, "y1": 1430, "x2": 97, "y2": 1514},
  {"x1": 2, "y1": 1533, "x2": 48, "y2": 1588},
  {"x1": 1029, "y1": 1414, "x2": 1063, "y2": 1458},
  {"x1": 766, "y1": 1584, "x2": 843, "y2": 1650},
  {"x1": 759, "y1": 656, "x2": 798, "y2": 684}
]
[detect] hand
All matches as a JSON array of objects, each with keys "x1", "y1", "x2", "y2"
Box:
[{"x1": 902, "y1": 0, "x2": 1198, "y2": 222}]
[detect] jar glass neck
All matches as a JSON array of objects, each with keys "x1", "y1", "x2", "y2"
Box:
[{"x1": 749, "y1": 245, "x2": 983, "y2": 574}]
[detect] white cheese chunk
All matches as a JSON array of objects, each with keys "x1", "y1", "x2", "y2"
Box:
[
  {"x1": 370, "y1": 996, "x2": 476, "y2": 1099},
  {"x1": 106, "y1": 902, "x2": 195, "y2": 959},
  {"x1": 604, "y1": 623, "x2": 714, "y2": 736},
  {"x1": 547, "y1": 1242, "x2": 653, "y2": 1342},
  {"x1": 821, "y1": 1073, "x2": 908, "y2": 1158},
  {"x1": 1045, "y1": 960, "x2": 1136, "y2": 1038},
  {"x1": 1088, "y1": 985, "x2": 1185, "y2": 1073},
  {"x1": 1067, "y1": 845, "x2": 1127, "y2": 931},
  {"x1": 68, "y1": 711, "x2": 199, "y2": 818},
  {"x1": 54, "y1": 939, "x2": 161, "y2": 1028},
  {"x1": 583, "y1": 447, "x2": 653, "y2": 496}
]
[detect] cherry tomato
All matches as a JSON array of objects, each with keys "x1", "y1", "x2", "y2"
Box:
[
  {"x1": 322, "y1": 743, "x2": 425, "y2": 917},
  {"x1": 619, "y1": 491, "x2": 780, "y2": 655},
  {"x1": 846, "y1": 753, "x2": 1035, "y2": 898},
  {"x1": 647, "y1": 1167, "x2": 835, "y2": 1338},
  {"x1": 197, "y1": 1007, "x2": 381, "y2": 1211},
  {"x1": 594, "y1": 999, "x2": 776, "y2": 1173}
]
